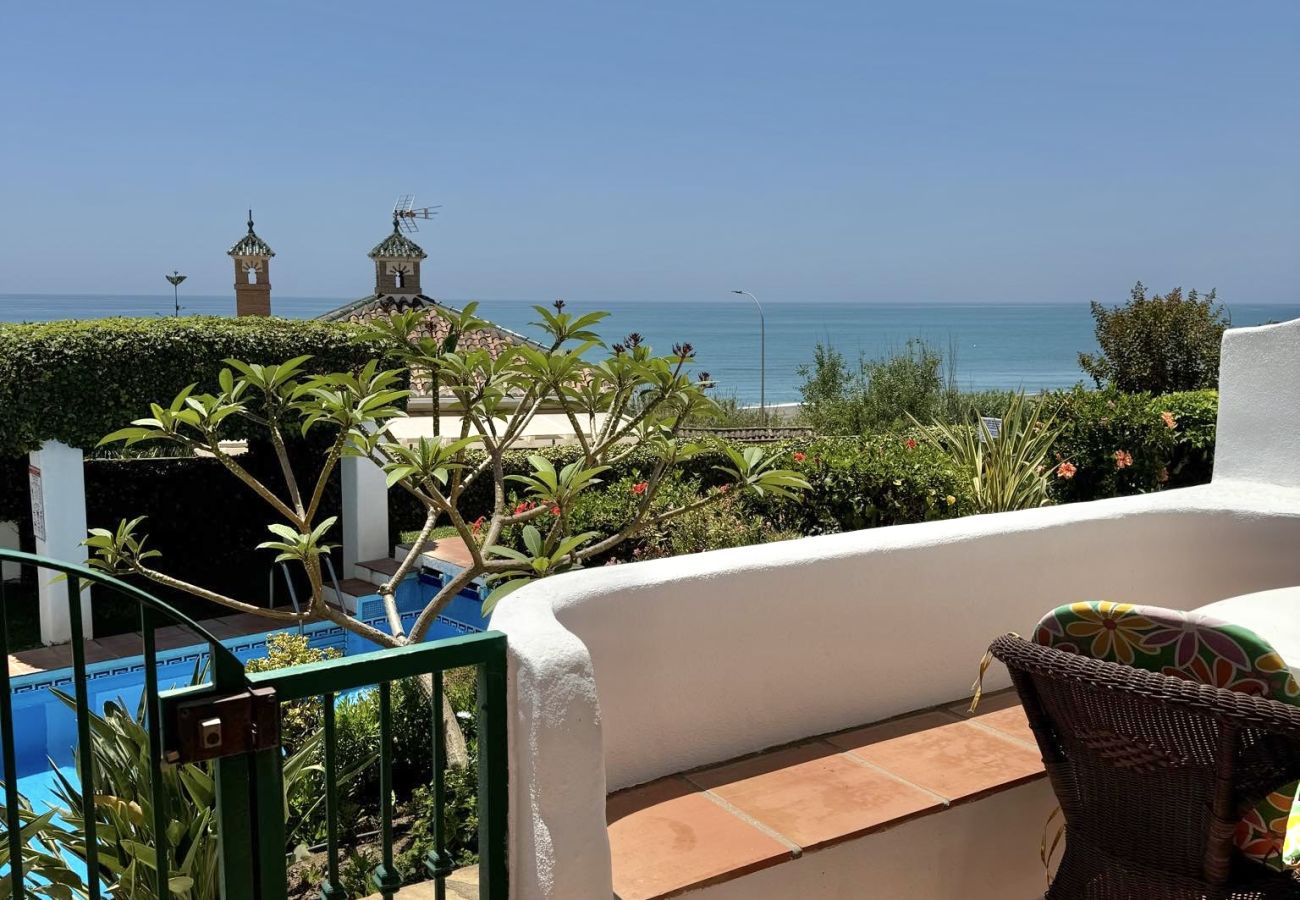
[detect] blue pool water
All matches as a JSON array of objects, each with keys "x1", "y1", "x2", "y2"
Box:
[{"x1": 6, "y1": 571, "x2": 487, "y2": 814}]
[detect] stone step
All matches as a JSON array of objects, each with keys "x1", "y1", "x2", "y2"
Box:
[
  {"x1": 322, "y1": 576, "x2": 378, "y2": 613},
  {"x1": 355, "y1": 557, "x2": 401, "y2": 586}
]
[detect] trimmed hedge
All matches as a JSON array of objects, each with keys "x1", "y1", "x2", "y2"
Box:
[
  {"x1": 753, "y1": 436, "x2": 969, "y2": 534},
  {"x1": 0, "y1": 316, "x2": 388, "y2": 456},
  {"x1": 0, "y1": 438, "x2": 342, "y2": 635}
]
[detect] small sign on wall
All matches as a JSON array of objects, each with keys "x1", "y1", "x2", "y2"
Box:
[{"x1": 28, "y1": 464, "x2": 45, "y2": 542}]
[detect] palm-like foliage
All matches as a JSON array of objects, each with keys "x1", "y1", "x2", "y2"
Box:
[
  {"x1": 43, "y1": 687, "x2": 334, "y2": 900},
  {"x1": 913, "y1": 392, "x2": 1064, "y2": 514},
  {"x1": 0, "y1": 796, "x2": 85, "y2": 899}
]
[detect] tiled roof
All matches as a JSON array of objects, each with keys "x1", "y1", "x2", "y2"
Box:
[
  {"x1": 318, "y1": 295, "x2": 539, "y2": 394},
  {"x1": 228, "y1": 212, "x2": 275, "y2": 258},
  {"x1": 369, "y1": 219, "x2": 428, "y2": 260}
]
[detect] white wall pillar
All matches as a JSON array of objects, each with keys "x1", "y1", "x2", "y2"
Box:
[
  {"x1": 29, "y1": 441, "x2": 90, "y2": 644},
  {"x1": 341, "y1": 455, "x2": 390, "y2": 573},
  {"x1": 0, "y1": 520, "x2": 20, "y2": 582}
]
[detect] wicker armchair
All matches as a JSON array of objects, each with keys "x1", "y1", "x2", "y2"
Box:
[{"x1": 991, "y1": 634, "x2": 1300, "y2": 898}]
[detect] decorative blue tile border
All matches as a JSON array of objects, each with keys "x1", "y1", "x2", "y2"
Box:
[{"x1": 11, "y1": 574, "x2": 487, "y2": 695}]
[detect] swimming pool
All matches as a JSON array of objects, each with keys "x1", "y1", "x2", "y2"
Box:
[{"x1": 7, "y1": 570, "x2": 487, "y2": 812}]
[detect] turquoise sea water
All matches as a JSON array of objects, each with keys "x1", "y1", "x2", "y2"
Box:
[{"x1": 3, "y1": 293, "x2": 1298, "y2": 405}]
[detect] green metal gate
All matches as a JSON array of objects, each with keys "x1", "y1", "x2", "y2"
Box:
[{"x1": 0, "y1": 549, "x2": 508, "y2": 900}]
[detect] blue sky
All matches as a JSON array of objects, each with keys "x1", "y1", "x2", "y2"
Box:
[{"x1": 1, "y1": 1, "x2": 1296, "y2": 304}]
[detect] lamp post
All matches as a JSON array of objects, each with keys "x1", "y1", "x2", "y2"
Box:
[
  {"x1": 165, "y1": 271, "x2": 187, "y2": 317},
  {"x1": 731, "y1": 289, "x2": 766, "y2": 424}
]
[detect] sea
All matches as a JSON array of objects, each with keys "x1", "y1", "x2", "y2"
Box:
[{"x1": 3, "y1": 293, "x2": 1298, "y2": 406}]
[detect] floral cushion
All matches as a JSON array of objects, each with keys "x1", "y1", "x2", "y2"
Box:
[{"x1": 1033, "y1": 601, "x2": 1300, "y2": 871}]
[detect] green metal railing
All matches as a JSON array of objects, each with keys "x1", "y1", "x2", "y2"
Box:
[
  {"x1": 236, "y1": 633, "x2": 509, "y2": 900},
  {"x1": 0, "y1": 549, "x2": 509, "y2": 899}
]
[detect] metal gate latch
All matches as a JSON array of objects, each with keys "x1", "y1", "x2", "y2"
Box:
[{"x1": 165, "y1": 686, "x2": 280, "y2": 764}]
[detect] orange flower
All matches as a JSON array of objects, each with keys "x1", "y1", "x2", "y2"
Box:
[
  {"x1": 1161, "y1": 411, "x2": 1177, "y2": 429},
  {"x1": 792, "y1": 451, "x2": 806, "y2": 462},
  {"x1": 1057, "y1": 461, "x2": 1077, "y2": 480},
  {"x1": 631, "y1": 481, "x2": 649, "y2": 495},
  {"x1": 550, "y1": 506, "x2": 561, "y2": 516},
  {"x1": 1114, "y1": 450, "x2": 1133, "y2": 470}
]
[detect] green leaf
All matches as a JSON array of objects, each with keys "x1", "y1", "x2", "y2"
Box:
[
  {"x1": 521, "y1": 525, "x2": 543, "y2": 557},
  {"x1": 482, "y1": 578, "x2": 533, "y2": 614}
]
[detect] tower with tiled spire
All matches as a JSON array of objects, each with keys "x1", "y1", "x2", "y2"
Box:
[
  {"x1": 369, "y1": 216, "x2": 427, "y2": 298},
  {"x1": 228, "y1": 211, "x2": 275, "y2": 316}
]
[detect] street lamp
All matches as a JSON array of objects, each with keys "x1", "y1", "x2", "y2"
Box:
[
  {"x1": 731, "y1": 289, "x2": 766, "y2": 424},
  {"x1": 165, "y1": 271, "x2": 187, "y2": 317}
]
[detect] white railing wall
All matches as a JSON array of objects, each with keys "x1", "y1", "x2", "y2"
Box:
[{"x1": 491, "y1": 317, "x2": 1300, "y2": 900}]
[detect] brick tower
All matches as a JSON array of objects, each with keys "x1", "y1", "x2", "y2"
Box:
[
  {"x1": 228, "y1": 211, "x2": 275, "y2": 316},
  {"x1": 369, "y1": 216, "x2": 427, "y2": 298}
]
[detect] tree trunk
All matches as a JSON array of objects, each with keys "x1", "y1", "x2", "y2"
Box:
[
  {"x1": 441, "y1": 681, "x2": 469, "y2": 768},
  {"x1": 420, "y1": 671, "x2": 469, "y2": 768}
]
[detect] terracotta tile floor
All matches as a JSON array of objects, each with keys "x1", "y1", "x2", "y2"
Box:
[
  {"x1": 608, "y1": 690, "x2": 1045, "y2": 900},
  {"x1": 608, "y1": 776, "x2": 793, "y2": 900},
  {"x1": 425, "y1": 537, "x2": 475, "y2": 569}
]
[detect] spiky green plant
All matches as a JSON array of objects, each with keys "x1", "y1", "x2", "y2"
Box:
[
  {"x1": 44, "y1": 687, "x2": 349, "y2": 900},
  {"x1": 0, "y1": 795, "x2": 86, "y2": 899},
  {"x1": 912, "y1": 392, "x2": 1064, "y2": 514}
]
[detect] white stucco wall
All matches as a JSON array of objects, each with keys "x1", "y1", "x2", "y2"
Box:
[
  {"x1": 29, "y1": 441, "x2": 91, "y2": 644},
  {"x1": 340, "y1": 454, "x2": 389, "y2": 573},
  {"x1": 488, "y1": 317, "x2": 1300, "y2": 899},
  {"x1": 1214, "y1": 317, "x2": 1300, "y2": 488}
]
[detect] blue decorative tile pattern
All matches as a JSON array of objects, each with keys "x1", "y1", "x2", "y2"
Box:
[{"x1": 5, "y1": 574, "x2": 487, "y2": 778}]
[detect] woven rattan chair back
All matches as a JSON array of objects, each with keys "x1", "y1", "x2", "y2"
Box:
[{"x1": 991, "y1": 634, "x2": 1300, "y2": 899}]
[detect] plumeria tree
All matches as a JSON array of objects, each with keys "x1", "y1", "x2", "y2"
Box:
[{"x1": 88, "y1": 304, "x2": 808, "y2": 762}]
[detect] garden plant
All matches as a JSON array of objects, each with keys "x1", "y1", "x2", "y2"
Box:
[{"x1": 85, "y1": 304, "x2": 808, "y2": 760}]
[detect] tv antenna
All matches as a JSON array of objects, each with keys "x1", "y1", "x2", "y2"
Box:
[{"x1": 393, "y1": 194, "x2": 441, "y2": 233}]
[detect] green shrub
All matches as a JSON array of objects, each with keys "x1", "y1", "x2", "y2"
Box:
[
  {"x1": 1153, "y1": 390, "x2": 1218, "y2": 487},
  {"x1": 387, "y1": 441, "x2": 738, "y2": 542},
  {"x1": 795, "y1": 339, "x2": 1018, "y2": 435},
  {"x1": 1048, "y1": 388, "x2": 1177, "y2": 502},
  {"x1": 498, "y1": 449, "x2": 959, "y2": 561},
  {"x1": 246, "y1": 632, "x2": 342, "y2": 752},
  {"x1": 1078, "y1": 282, "x2": 1228, "y2": 393},
  {"x1": 754, "y1": 436, "x2": 969, "y2": 534},
  {"x1": 0, "y1": 316, "x2": 386, "y2": 456},
  {"x1": 396, "y1": 762, "x2": 480, "y2": 874},
  {"x1": 797, "y1": 339, "x2": 945, "y2": 433},
  {"x1": 646, "y1": 491, "x2": 798, "y2": 559},
  {"x1": 325, "y1": 674, "x2": 483, "y2": 880}
]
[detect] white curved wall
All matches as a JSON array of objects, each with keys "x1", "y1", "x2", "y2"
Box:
[
  {"x1": 492, "y1": 485, "x2": 1300, "y2": 898},
  {"x1": 489, "y1": 317, "x2": 1300, "y2": 899}
]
